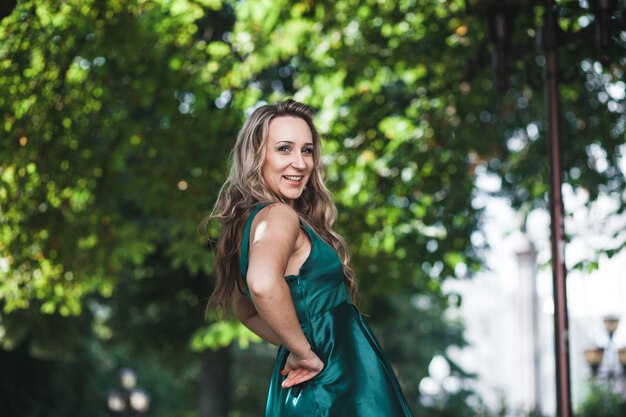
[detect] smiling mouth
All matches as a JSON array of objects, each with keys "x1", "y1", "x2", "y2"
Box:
[{"x1": 283, "y1": 175, "x2": 304, "y2": 183}]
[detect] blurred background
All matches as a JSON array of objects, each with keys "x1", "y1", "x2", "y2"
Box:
[{"x1": 1, "y1": 1, "x2": 625, "y2": 416}]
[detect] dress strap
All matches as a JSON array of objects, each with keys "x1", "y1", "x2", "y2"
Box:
[{"x1": 240, "y1": 204, "x2": 269, "y2": 283}]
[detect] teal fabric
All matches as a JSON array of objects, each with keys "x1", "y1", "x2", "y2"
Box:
[{"x1": 240, "y1": 205, "x2": 415, "y2": 417}]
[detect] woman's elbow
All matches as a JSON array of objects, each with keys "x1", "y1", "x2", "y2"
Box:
[{"x1": 247, "y1": 276, "x2": 277, "y2": 300}]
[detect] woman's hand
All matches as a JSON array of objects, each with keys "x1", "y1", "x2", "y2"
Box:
[{"x1": 280, "y1": 349, "x2": 324, "y2": 388}]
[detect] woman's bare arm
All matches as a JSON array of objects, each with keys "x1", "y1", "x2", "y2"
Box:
[
  {"x1": 232, "y1": 286, "x2": 281, "y2": 345},
  {"x1": 246, "y1": 203, "x2": 313, "y2": 358}
]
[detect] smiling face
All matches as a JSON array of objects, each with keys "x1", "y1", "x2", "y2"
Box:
[{"x1": 262, "y1": 116, "x2": 315, "y2": 207}]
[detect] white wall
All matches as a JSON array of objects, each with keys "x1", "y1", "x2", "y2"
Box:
[{"x1": 443, "y1": 189, "x2": 626, "y2": 416}]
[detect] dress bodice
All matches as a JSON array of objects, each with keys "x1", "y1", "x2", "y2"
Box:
[
  {"x1": 240, "y1": 204, "x2": 351, "y2": 339},
  {"x1": 238, "y1": 204, "x2": 415, "y2": 417}
]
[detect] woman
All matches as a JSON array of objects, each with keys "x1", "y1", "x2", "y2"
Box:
[{"x1": 204, "y1": 100, "x2": 415, "y2": 417}]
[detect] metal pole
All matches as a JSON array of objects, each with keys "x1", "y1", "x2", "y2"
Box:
[{"x1": 542, "y1": 2, "x2": 572, "y2": 417}]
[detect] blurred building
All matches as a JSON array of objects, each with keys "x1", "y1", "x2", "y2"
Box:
[{"x1": 444, "y1": 193, "x2": 626, "y2": 416}]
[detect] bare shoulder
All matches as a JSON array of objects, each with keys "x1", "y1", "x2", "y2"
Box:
[
  {"x1": 258, "y1": 202, "x2": 299, "y2": 224},
  {"x1": 251, "y1": 203, "x2": 300, "y2": 243}
]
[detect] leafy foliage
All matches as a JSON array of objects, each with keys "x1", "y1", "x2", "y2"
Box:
[
  {"x1": 1, "y1": 0, "x2": 625, "y2": 416},
  {"x1": 0, "y1": 0, "x2": 236, "y2": 314},
  {"x1": 576, "y1": 384, "x2": 626, "y2": 417}
]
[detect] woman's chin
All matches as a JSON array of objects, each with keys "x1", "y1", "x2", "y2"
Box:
[{"x1": 279, "y1": 191, "x2": 304, "y2": 204}]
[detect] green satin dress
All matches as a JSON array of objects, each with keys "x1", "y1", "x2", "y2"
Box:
[{"x1": 241, "y1": 205, "x2": 415, "y2": 417}]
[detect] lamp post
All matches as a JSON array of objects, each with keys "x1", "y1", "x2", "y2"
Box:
[
  {"x1": 584, "y1": 316, "x2": 626, "y2": 397},
  {"x1": 107, "y1": 367, "x2": 151, "y2": 417},
  {"x1": 584, "y1": 347, "x2": 605, "y2": 377},
  {"x1": 542, "y1": 5, "x2": 572, "y2": 417},
  {"x1": 465, "y1": 1, "x2": 625, "y2": 416}
]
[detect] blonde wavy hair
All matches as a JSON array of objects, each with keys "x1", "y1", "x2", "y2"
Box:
[{"x1": 201, "y1": 99, "x2": 356, "y2": 314}]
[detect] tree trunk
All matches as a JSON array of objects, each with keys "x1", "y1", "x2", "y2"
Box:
[{"x1": 199, "y1": 347, "x2": 230, "y2": 417}]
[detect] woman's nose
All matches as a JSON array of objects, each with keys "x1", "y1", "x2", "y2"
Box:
[{"x1": 291, "y1": 152, "x2": 306, "y2": 169}]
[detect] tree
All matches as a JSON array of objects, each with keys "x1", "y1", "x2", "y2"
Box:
[
  {"x1": 1, "y1": 1, "x2": 239, "y2": 415},
  {"x1": 2, "y1": 0, "x2": 624, "y2": 416}
]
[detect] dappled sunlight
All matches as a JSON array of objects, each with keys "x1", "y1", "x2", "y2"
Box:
[{"x1": 2, "y1": 0, "x2": 626, "y2": 416}]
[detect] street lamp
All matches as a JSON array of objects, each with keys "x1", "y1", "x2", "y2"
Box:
[
  {"x1": 584, "y1": 316, "x2": 626, "y2": 397},
  {"x1": 465, "y1": 1, "x2": 626, "y2": 416},
  {"x1": 583, "y1": 347, "x2": 604, "y2": 377},
  {"x1": 107, "y1": 367, "x2": 151, "y2": 416}
]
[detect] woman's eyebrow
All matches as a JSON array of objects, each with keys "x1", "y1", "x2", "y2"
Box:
[{"x1": 275, "y1": 140, "x2": 314, "y2": 146}]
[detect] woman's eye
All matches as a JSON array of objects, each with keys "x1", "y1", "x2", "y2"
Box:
[
  {"x1": 278, "y1": 145, "x2": 291, "y2": 152},
  {"x1": 303, "y1": 147, "x2": 314, "y2": 154}
]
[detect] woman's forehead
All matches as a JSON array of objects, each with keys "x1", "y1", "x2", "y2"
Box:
[{"x1": 266, "y1": 116, "x2": 313, "y2": 144}]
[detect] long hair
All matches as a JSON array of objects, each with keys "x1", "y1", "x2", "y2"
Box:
[{"x1": 201, "y1": 99, "x2": 356, "y2": 314}]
